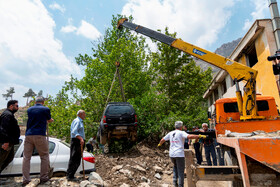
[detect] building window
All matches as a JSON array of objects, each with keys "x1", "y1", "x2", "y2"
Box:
[
  {"x1": 222, "y1": 80, "x2": 227, "y2": 94},
  {"x1": 246, "y1": 44, "x2": 258, "y2": 67},
  {"x1": 214, "y1": 89, "x2": 219, "y2": 101},
  {"x1": 209, "y1": 94, "x2": 213, "y2": 106}
]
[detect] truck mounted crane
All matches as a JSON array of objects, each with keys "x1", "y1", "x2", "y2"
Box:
[{"x1": 117, "y1": 18, "x2": 280, "y2": 187}]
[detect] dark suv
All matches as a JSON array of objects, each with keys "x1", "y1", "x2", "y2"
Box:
[{"x1": 98, "y1": 102, "x2": 138, "y2": 146}]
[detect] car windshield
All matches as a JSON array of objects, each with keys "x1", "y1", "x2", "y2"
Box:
[{"x1": 106, "y1": 105, "x2": 133, "y2": 115}]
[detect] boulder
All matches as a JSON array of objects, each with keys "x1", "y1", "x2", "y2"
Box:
[
  {"x1": 152, "y1": 165, "x2": 163, "y2": 173},
  {"x1": 111, "y1": 165, "x2": 123, "y2": 173},
  {"x1": 80, "y1": 180, "x2": 90, "y2": 187},
  {"x1": 154, "y1": 173, "x2": 162, "y2": 180}
]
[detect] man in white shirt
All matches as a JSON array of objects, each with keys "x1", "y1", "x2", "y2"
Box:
[{"x1": 158, "y1": 121, "x2": 206, "y2": 187}]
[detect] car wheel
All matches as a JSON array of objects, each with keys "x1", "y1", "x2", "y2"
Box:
[
  {"x1": 131, "y1": 134, "x2": 137, "y2": 142},
  {"x1": 100, "y1": 133, "x2": 107, "y2": 145},
  {"x1": 53, "y1": 171, "x2": 66, "y2": 177}
]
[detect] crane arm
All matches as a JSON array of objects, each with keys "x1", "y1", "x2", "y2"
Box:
[
  {"x1": 117, "y1": 18, "x2": 264, "y2": 120},
  {"x1": 117, "y1": 18, "x2": 257, "y2": 81}
]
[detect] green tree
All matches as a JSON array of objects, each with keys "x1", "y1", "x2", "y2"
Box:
[
  {"x1": 46, "y1": 16, "x2": 212, "y2": 142},
  {"x1": 2, "y1": 87, "x2": 15, "y2": 100},
  {"x1": 149, "y1": 28, "x2": 212, "y2": 129},
  {"x1": 47, "y1": 15, "x2": 152, "y2": 142},
  {"x1": 23, "y1": 88, "x2": 37, "y2": 106},
  {"x1": 38, "y1": 90, "x2": 43, "y2": 97}
]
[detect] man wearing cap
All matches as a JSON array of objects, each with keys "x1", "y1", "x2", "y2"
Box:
[
  {"x1": 22, "y1": 96, "x2": 54, "y2": 185},
  {"x1": 158, "y1": 121, "x2": 206, "y2": 187}
]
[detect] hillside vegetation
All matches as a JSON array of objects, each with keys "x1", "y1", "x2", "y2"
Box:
[{"x1": 1, "y1": 16, "x2": 240, "y2": 142}]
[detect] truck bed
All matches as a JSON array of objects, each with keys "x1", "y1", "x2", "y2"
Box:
[{"x1": 218, "y1": 135, "x2": 280, "y2": 173}]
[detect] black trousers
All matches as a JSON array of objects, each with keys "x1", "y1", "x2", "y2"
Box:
[
  {"x1": 194, "y1": 142, "x2": 202, "y2": 165},
  {"x1": 67, "y1": 138, "x2": 85, "y2": 178},
  {"x1": 86, "y1": 143, "x2": 93, "y2": 152},
  {"x1": 0, "y1": 144, "x2": 14, "y2": 173}
]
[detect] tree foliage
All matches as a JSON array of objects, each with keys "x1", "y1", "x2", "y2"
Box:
[
  {"x1": 46, "y1": 15, "x2": 212, "y2": 142},
  {"x1": 47, "y1": 15, "x2": 152, "y2": 142},
  {"x1": 2, "y1": 87, "x2": 15, "y2": 100},
  {"x1": 38, "y1": 90, "x2": 43, "y2": 97},
  {"x1": 23, "y1": 88, "x2": 36, "y2": 105},
  {"x1": 149, "y1": 28, "x2": 212, "y2": 130}
]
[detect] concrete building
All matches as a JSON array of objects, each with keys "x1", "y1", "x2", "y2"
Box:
[{"x1": 203, "y1": 18, "x2": 280, "y2": 124}]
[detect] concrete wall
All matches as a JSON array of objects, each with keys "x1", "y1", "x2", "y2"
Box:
[{"x1": 204, "y1": 19, "x2": 280, "y2": 116}]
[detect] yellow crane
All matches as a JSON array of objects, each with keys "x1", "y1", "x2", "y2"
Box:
[{"x1": 117, "y1": 18, "x2": 264, "y2": 121}]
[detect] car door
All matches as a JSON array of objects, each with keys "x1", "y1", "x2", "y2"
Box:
[
  {"x1": 0, "y1": 138, "x2": 24, "y2": 175},
  {"x1": 3, "y1": 138, "x2": 57, "y2": 175}
]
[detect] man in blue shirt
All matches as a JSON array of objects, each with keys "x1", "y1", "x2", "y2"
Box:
[
  {"x1": 22, "y1": 96, "x2": 54, "y2": 185},
  {"x1": 67, "y1": 110, "x2": 86, "y2": 181}
]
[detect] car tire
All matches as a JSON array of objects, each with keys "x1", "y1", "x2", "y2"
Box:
[
  {"x1": 131, "y1": 133, "x2": 137, "y2": 142},
  {"x1": 100, "y1": 134, "x2": 107, "y2": 145},
  {"x1": 53, "y1": 171, "x2": 66, "y2": 177}
]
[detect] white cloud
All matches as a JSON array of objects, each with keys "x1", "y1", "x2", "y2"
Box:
[
  {"x1": 0, "y1": 0, "x2": 81, "y2": 108},
  {"x1": 121, "y1": 0, "x2": 235, "y2": 49},
  {"x1": 77, "y1": 20, "x2": 102, "y2": 40},
  {"x1": 49, "y1": 2, "x2": 65, "y2": 13},
  {"x1": 61, "y1": 25, "x2": 77, "y2": 33},
  {"x1": 242, "y1": 0, "x2": 267, "y2": 30},
  {"x1": 61, "y1": 20, "x2": 102, "y2": 40}
]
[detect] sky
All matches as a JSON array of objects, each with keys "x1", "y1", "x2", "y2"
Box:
[{"x1": 0, "y1": 0, "x2": 276, "y2": 109}]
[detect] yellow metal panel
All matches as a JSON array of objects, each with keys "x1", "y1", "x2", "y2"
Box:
[{"x1": 254, "y1": 34, "x2": 280, "y2": 110}]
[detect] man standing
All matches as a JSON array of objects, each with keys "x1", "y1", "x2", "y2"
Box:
[
  {"x1": 270, "y1": 49, "x2": 280, "y2": 75},
  {"x1": 22, "y1": 96, "x2": 54, "y2": 185},
  {"x1": 86, "y1": 135, "x2": 99, "y2": 153},
  {"x1": 192, "y1": 126, "x2": 203, "y2": 165},
  {"x1": 67, "y1": 110, "x2": 86, "y2": 181},
  {"x1": 0, "y1": 100, "x2": 20, "y2": 173},
  {"x1": 183, "y1": 126, "x2": 189, "y2": 149},
  {"x1": 158, "y1": 121, "x2": 206, "y2": 187},
  {"x1": 201, "y1": 123, "x2": 217, "y2": 166}
]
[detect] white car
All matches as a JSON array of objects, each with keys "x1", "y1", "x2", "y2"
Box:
[{"x1": 0, "y1": 136, "x2": 96, "y2": 177}]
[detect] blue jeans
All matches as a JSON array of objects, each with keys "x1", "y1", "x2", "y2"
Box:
[
  {"x1": 204, "y1": 144, "x2": 217, "y2": 166},
  {"x1": 170, "y1": 157, "x2": 185, "y2": 187}
]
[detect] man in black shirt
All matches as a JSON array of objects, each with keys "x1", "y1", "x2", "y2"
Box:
[
  {"x1": 269, "y1": 49, "x2": 280, "y2": 75},
  {"x1": 201, "y1": 123, "x2": 217, "y2": 166},
  {"x1": 0, "y1": 100, "x2": 20, "y2": 173}
]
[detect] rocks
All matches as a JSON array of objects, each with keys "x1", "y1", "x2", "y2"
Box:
[
  {"x1": 164, "y1": 150, "x2": 169, "y2": 154},
  {"x1": 138, "y1": 182, "x2": 150, "y2": 187},
  {"x1": 80, "y1": 180, "x2": 91, "y2": 187},
  {"x1": 140, "y1": 176, "x2": 148, "y2": 182},
  {"x1": 120, "y1": 183, "x2": 130, "y2": 187},
  {"x1": 132, "y1": 165, "x2": 146, "y2": 173},
  {"x1": 154, "y1": 173, "x2": 162, "y2": 180},
  {"x1": 164, "y1": 170, "x2": 173, "y2": 175},
  {"x1": 111, "y1": 165, "x2": 123, "y2": 173},
  {"x1": 152, "y1": 165, "x2": 163, "y2": 173}
]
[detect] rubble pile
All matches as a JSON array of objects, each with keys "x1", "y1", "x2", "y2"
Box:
[{"x1": 95, "y1": 142, "x2": 174, "y2": 186}]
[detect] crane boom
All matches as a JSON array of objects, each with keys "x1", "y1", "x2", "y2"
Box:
[{"x1": 117, "y1": 18, "x2": 265, "y2": 120}]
